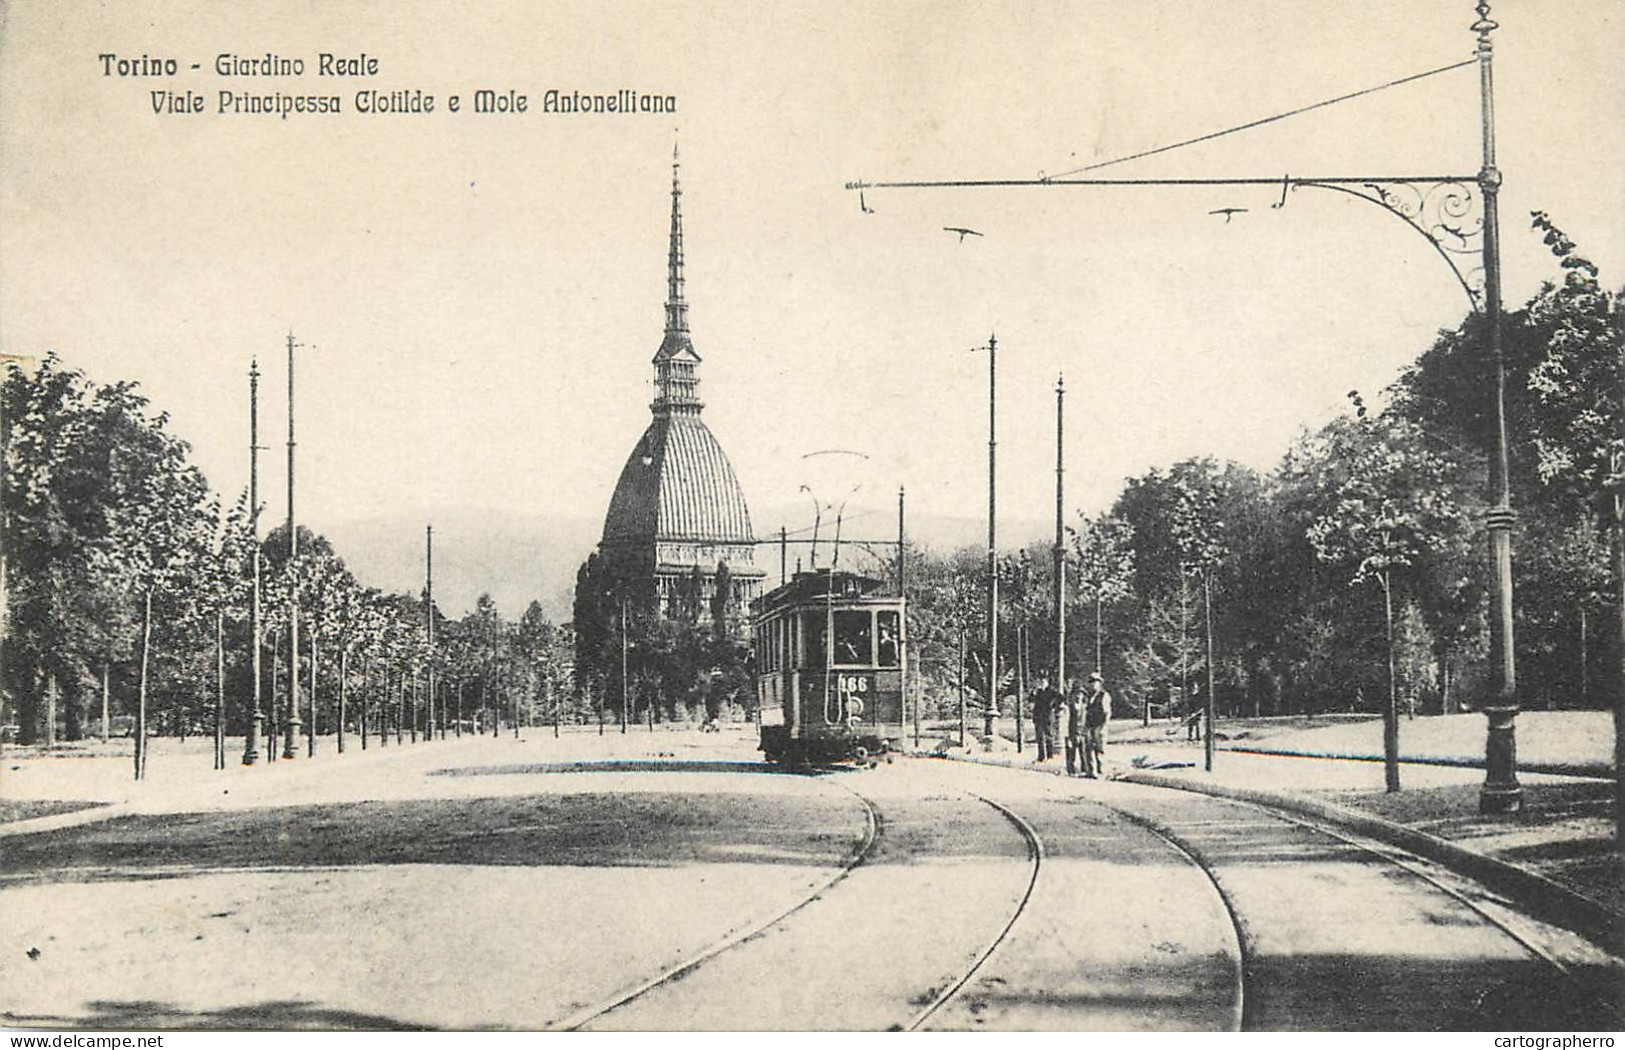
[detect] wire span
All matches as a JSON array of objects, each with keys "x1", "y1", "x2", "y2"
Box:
[{"x1": 1048, "y1": 57, "x2": 1476, "y2": 181}]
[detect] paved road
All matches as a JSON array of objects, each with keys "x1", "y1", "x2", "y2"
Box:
[{"x1": 2, "y1": 737, "x2": 1619, "y2": 1030}]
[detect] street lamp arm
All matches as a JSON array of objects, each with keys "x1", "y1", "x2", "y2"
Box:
[{"x1": 1289, "y1": 179, "x2": 1484, "y2": 309}]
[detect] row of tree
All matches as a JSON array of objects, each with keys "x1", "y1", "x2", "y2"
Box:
[
  {"x1": 1, "y1": 355, "x2": 575, "y2": 774},
  {"x1": 898, "y1": 215, "x2": 1620, "y2": 765}
]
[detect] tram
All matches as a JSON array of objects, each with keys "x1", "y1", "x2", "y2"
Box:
[{"x1": 751, "y1": 568, "x2": 906, "y2": 767}]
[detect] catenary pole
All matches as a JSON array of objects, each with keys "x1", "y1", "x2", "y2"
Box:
[
  {"x1": 958, "y1": 626, "x2": 967, "y2": 749},
  {"x1": 620, "y1": 596, "x2": 630, "y2": 734},
  {"x1": 985, "y1": 334, "x2": 998, "y2": 739},
  {"x1": 1055, "y1": 375, "x2": 1066, "y2": 694},
  {"x1": 1204, "y1": 571, "x2": 1216, "y2": 773},
  {"x1": 215, "y1": 610, "x2": 225, "y2": 769},
  {"x1": 282, "y1": 332, "x2": 302, "y2": 759},
  {"x1": 903, "y1": 485, "x2": 917, "y2": 748},
  {"x1": 243, "y1": 359, "x2": 264, "y2": 765},
  {"x1": 426, "y1": 525, "x2": 436, "y2": 742}
]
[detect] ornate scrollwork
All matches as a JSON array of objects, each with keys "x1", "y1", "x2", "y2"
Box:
[{"x1": 1290, "y1": 178, "x2": 1487, "y2": 308}]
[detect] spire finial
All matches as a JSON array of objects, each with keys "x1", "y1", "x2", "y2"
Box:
[
  {"x1": 652, "y1": 144, "x2": 703, "y2": 416},
  {"x1": 665, "y1": 140, "x2": 688, "y2": 336}
]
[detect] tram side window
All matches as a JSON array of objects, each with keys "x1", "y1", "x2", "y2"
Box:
[
  {"x1": 876, "y1": 610, "x2": 901, "y2": 668},
  {"x1": 833, "y1": 610, "x2": 871, "y2": 666},
  {"x1": 803, "y1": 612, "x2": 826, "y2": 668}
]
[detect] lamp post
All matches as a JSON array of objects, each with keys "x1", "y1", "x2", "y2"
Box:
[
  {"x1": 1470, "y1": 1, "x2": 1521, "y2": 815},
  {"x1": 847, "y1": 3, "x2": 1519, "y2": 812},
  {"x1": 243, "y1": 359, "x2": 265, "y2": 765}
]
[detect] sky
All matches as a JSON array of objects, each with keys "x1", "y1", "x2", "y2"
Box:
[{"x1": 3, "y1": 0, "x2": 1622, "y2": 618}]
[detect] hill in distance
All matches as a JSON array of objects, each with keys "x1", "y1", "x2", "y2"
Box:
[{"x1": 321, "y1": 503, "x2": 1051, "y2": 623}]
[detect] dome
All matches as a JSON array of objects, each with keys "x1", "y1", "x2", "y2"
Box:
[{"x1": 601, "y1": 413, "x2": 755, "y2": 546}]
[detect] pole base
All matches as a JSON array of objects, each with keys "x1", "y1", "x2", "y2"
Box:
[
  {"x1": 241, "y1": 713, "x2": 264, "y2": 766},
  {"x1": 1478, "y1": 784, "x2": 1523, "y2": 815},
  {"x1": 1480, "y1": 704, "x2": 1520, "y2": 815}
]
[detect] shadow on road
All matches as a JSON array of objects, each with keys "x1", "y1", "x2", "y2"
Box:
[
  {"x1": 431, "y1": 759, "x2": 808, "y2": 777},
  {"x1": 0, "y1": 791, "x2": 869, "y2": 883}
]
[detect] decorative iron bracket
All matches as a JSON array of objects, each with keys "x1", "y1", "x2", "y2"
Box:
[{"x1": 1276, "y1": 176, "x2": 1486, "y2": 309}]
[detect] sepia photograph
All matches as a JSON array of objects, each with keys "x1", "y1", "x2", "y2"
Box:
[{"x1": 1, "y1": 0, "x2": 1623, "y2": 1035}]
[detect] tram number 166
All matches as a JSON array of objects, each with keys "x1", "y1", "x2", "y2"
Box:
[{"x1": 840, "y1": 675, "x2": 869, "y2": 730}]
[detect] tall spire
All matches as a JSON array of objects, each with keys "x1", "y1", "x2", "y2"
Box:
[
  {"x1": 665, "y1": 142, "x2": 689, "y2": 338},
  {"x1": 653, "y1": 141, "x2": 702, "y2": 414}
]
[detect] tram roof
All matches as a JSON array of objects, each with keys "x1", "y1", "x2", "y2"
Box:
[{"x1": 752, "y1": 569, "x2": 898, "y2": 616}]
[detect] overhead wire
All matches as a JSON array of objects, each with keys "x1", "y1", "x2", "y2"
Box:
[{"x1": 1046, "y1": 57, "x2": 1476, "y2": 181}]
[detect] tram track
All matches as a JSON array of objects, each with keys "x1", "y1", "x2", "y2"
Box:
[
  {"x1": 1242, "y1": 800, "x2": 1625, "y2": 1026},
  {"x1": 561, "y1": 770, "x2": 1051, "y2": 1032},
  {"x1": 553, "y1": 775, "x2": 883, "y2": 1031},
  {"x1": 904, "y1": 793, "x2": 1045, "y2": 1031},
  {"x1": 1090, "y1": 786, "x2": 1622, "y2": 1030},
  {"x1": 1102, "y1": 804, "x2": 1252, "y2": 1031},
  {"x1": 903, "y1": 776, "x2": 1250, "y2": 1031}
]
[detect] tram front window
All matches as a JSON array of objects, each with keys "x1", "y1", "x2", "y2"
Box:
[
  {"x1": 834, "y1": 610, "x2": 871, "y2": 666},
  {"x1": 876, "y1": 610, "x2": 900, "y2": 668}
]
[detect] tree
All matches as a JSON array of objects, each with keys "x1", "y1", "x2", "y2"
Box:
[
  {"x1": 1307, "y1": 396, "x2": 1464, "y2": 792},
  {"x1": 1114, "y1": 458, "x2": 1232, "y2": 736},
  {"x1": 3, "y1": 355, "x2": 114, "y2": 744},
  {"x1": 351, "y1": 587, "x2": 392, "y2": 746},
  {"x1": 1518, "y1": 212, "x2": 1624, "y2": 845},
  {"x1": 515, "y1": 600, "x2": 557, "y2": 731},
  {"x1": 1070, "y1": 513, "x2": 1135, "y2": 678},
  {"x1": 89, "y1": 385, "x2": 214, "y2": 779},
  {"x1": 197, "y1": 490, "x2": 254, "y2": 767}
]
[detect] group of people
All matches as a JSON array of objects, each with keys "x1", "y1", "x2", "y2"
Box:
[{"x1": 1030, "y1": 672, "x2": 1112, "y2": 778}]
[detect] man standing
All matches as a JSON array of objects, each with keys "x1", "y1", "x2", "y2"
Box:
[
  {"x1": 1083, "y1": 671, "x2": 1113, "y2": 778},
  {"x1": 1029, "y1": 675, "x2": 1059, "y2": 761},
  {"x1": 1063, "y1": 678, "x2": 1087, "y2": 776}
]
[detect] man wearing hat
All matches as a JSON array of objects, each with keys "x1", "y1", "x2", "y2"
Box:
[
  {"x1": 1030, "y1": 674, "x2": 1061, "y2": 762},
  {"x1": 1082, "y1": 671, "x2": 1113, "y2": 778}
]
